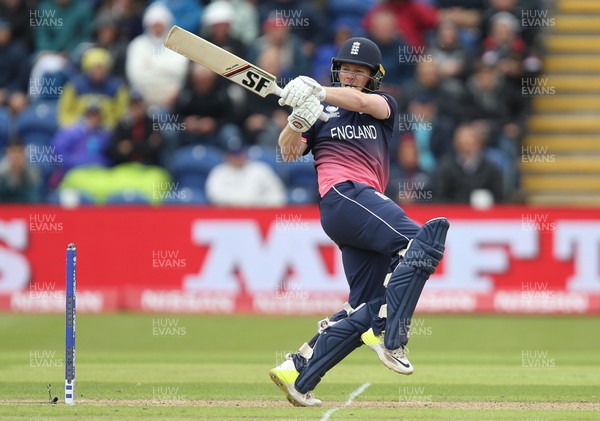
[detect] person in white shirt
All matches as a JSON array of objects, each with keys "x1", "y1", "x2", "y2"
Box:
[
  {"x1": 125, "y1": 2, "x2": 188, "y2": 109},
  {"x1": 205, "y1": 146, "x2": 286, "y2": 207}
]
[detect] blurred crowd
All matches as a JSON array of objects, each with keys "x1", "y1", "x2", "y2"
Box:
[{"x1": 0, "y1": 0, "x2": 545, "y2": 206}]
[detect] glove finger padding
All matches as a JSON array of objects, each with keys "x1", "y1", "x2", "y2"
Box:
[
  {"x1": 288, "y1": 97, "x2": 324, "y2": 132},
  {"x1": 298, "y1": 76, "x2": 326, "y2": 101},
  {"x1": 279, "y1": 77, "x2": 325, "y2": 108}
]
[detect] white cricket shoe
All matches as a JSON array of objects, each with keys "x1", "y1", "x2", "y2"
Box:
[
  {"x1": 268, "y1": 355, "x2": 322, "y2": 407},
  {"x1": 361, "y1": 328, "x2": 414, "y2": 375}
]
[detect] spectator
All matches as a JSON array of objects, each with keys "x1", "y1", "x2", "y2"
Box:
[
  {"x1": 0, "y1": 0, "x2": 35, "y2": 53},
  {"x1": 248, "y1": 15, "x2": 310, "y2": 81},
  {"x1": 58, "y1": 47, "x2": 129, "y2": 130},
  {"x1": 52, "y1": 102, "x2": 112, "y2": 180},
  {"x1": 125, "y1": 2, "x2": 188, "y2": 109},
  {"x1": 172, "y1": 63, "x2": 239, "y2": 150},
  {"x1": 400, "y1": 58, "x2": 465, "y2": 124},
  {"x1": 91, "y1": 12, "x2": 128, "y2": 79},
  {"x1": 463, "y1": 61, "x2": 511, "y2": 146},
  {"x1": 427, "y1": 18, "x2": 471, "y2": 81},
  {"x1": 482, "y1": 12, "x2": 536, "y2": 148},
  {"x1": 362, "y1": 0, "x2": 438, "y2": 48},
  {"x1": 386, "y1": 136, "x2": 430, "y2": 204},
  {"x1": 108, "y1": 91, "x2": 163, "y2": 166},
  {"x1": 0, "y1": 138, "x2": 41, "y2": 203},
  {"x1": 311, "y1": 18, "x2": 354, "y2": 86},
  {"x1": 216, "y1": 0, "x2": 259, "y2": 46},
  {"x1": 258, "y1": 0, "x2": 329, "y2": 54},
  {"x1": 366, "y1": 9, "x2": 413, "y2": 101},
  {"x1": 471, "y1": 118, "x2": 517, "y2": 200},
  {"x1": 404, "y1": 92, "x2": 456, "y2": 173},
  {"x1": 34, "y1": 0, "x2": 93, "y2": 54},
  {"x1": 96, "y1": 0, "x2": 144, "y2": 42},
  {"x1": 6, "y1": 90, "x2": 28, "y2": 126},
  {"x1": 150, "y1": 0, "x2": 202, "y2": 34},
  {"x1": 481, "y1": 0, "x2": 538, "y2": 48},
  {"x1": 0, "y1": 92, "x2": 27, "y2": 151},
  {"x1": 0, "y1": 18, "x2": 29, "y2": 102},
  {"x1": 240, "y1": 46, "x2": 289, "y2": 147},
  {"x1": 433, "y1": 122, "x2": 503, "y2": 204},
  {"x1": 201, "y1": 1, "x2": 247, "y2": 59},
  {"x1": 462, "y1": 60, "x2": 522, "y2": 195},
  {"x1": 481, "y1": 12, "x2": 527, "y2": 68},
  {"x1": 206, "y1": 143, "x2": 286, "y2": 207},
  {"x1": 27, "y1": 52, "x2": 69, "y2": 103},
  {"x1": 435, "y1": 0, "x2": 485, "y2": 52},
  {"x1": 328, "y1": 0, "x2": 375, "y2": 27}
]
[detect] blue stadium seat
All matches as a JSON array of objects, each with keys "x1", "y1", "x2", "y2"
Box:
[
  {"x1": 169, "y1": 144, "x2": 224, "y2": 189},
  {"x1": 328, "y1": 0, "x2": 374, "y2": 25},
  {"x1": 485, "y1": 147, "x2": 516, "y2": 196},
  {"x1": 286, "y1": 155, "x2": 317, "y2": 186},
  {"x1": 16, "y1": 101, "x2": 59, "y2": 147},
  {"x1": 246, "y1": 144, "x2": 279, "y2": 171},
  {"x1": 161, "y1": 187, "x2": 208, "y2": 205},
  {"x1": 105, "y1": 189, "x2": 151, "y2": 205},
  {"x1": 46, "y1": 189, "x2": 97, "y2": 206},
  {"x1": 0, "y1": 108, "x2": 9, "y2": 152},
  {"x1": 285, "y1": 155, "x2": 318, "y2": 204},
  {"x1": 246, "y1": 144, "x2": 291, "y2": 181},
  {"x1": 34, "y1": 70, "x2": 69, "y2": 103},
  {"x1": 287, "y1": 186, "x2": 315, "y2": 205}
]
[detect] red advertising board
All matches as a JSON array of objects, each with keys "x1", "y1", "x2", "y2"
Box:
[{"x1": 1, "y1": 205, "x2": 599, "y2": 314}]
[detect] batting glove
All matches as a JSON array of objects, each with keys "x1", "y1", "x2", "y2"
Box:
[
  {"x1": 287, "y1": 96, "x2": 324, "y2": 132},
  {"x1": 279, "y1": 76, "x2": 326, "y2": 108}
]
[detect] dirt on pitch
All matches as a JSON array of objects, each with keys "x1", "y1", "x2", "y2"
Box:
[{"x1": 1, "y1": 399, "x2": 599, "y2": 411}]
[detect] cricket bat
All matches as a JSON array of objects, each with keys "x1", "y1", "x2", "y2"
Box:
[{"x1": 163, "y1": 25, "x2": 329, "y2": 121}]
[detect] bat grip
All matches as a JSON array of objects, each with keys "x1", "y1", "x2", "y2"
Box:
[{"x1": 274, "y1": 85, "x2": 329, "y2": 122}]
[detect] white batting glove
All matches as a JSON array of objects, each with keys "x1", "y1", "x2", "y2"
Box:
[
  {"x1": 278, "y1": 76, "x2": 326, "y2": 108},
  {"x1": 287, "y1": 96, "x2": 324, "y2": 132},
  {"x1": 297, "y1": 76, "x2": 326, "y2": 100}
]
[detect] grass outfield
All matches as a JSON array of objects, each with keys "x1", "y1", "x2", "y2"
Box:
[{"x1": 0, "y1": 314, "x2": 598, "y2": 420}]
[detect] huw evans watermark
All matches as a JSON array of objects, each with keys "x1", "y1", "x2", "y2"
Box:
[{"x1": 30, "y1": 9, "x2": 63, "y2": 28}]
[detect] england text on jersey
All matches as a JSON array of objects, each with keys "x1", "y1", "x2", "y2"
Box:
[{"x1": 330, "y1": 125, "x2": 377, "y2": 140}]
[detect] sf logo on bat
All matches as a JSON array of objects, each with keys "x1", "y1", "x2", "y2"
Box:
[{"x1": 241, "y1": 70, "x2": 272, "y2": 94}]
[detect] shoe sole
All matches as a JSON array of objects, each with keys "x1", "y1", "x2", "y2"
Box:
[
  {"x1": 365, "y1": 343, "x2": 414, "y2": 375},
  {"x1": 268, "y1": 369, "x2": 321, "y2": 407}
]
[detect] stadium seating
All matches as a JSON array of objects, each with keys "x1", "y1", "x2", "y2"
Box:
[
  {"x1": 168, "y1": 144, "x2": 224, "y2": 190},
  {"x1": 161, "y1": 187, "x2": 208, "y2": 205},
  {"x1": 246, "y1": 144, "x2": 279, "y2": 172},
  {"x1": 45, "y1": 188, "x2": 97, "y2": 206},
  {"x1": 0, "y1": 108, "x2": 9, "y2": 150},
  {"x1": 105, "y1": 189, "x2": 152, "y2": 205},
  {"x1": 285, "y1": 155, "x2": 318, "y2": 204},
  {"x1": 16, "y1": 101, "x2": 59, "y2": 147}
]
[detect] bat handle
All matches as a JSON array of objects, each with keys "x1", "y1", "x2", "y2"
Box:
[{"x1": 273, "y1": 85, "x2": 329, "y2": 122}]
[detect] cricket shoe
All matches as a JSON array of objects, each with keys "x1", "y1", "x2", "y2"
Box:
[
  {"x1": 361, "y1": 328, "x2": 413, "y2": 375},
  {"x1": 268, "y1": 354, "x2": 322, "y2": 407}
]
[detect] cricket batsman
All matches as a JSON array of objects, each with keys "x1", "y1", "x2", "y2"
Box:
[{"x1": 268, "y1": 37, "x2": 450, "y2": 406}]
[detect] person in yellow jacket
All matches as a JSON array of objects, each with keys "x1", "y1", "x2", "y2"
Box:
[{"x1": 58, "y1": 47, "x2": 129, "y2": 129}]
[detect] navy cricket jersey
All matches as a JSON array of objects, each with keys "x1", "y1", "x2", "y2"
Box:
[{"x1": 302, "y1": 92, "x2": 398, "y2": 197}]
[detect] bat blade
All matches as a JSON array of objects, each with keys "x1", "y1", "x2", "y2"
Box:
[
  {"x1": 164, "y1": 25, "x2": 279, "y2": 98},
  {"x1": 164, "y1": 25, "x2": 328, "y2": 122}
]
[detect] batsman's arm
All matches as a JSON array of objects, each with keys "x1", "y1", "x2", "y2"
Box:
[
  {"x1": 278, "y1": 124, "x2": 308, "y2": 162},
  {"x1": 323, "y1": 86, "x2": 390, "y2": 120}
]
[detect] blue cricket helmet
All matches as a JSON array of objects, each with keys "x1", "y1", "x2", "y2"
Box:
[{"x1": 331, "y1": 37, "x2": 385, "y2": 92}]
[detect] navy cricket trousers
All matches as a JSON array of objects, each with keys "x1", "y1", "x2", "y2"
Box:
[{"x1": 319, "y1": 181, "x2": 420, "y2": 309}]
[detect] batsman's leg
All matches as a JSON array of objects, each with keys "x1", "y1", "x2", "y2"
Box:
[
  {"x1": 293, "y1": 297, "x2": 384, "y2": 394},
  {"x1": 383, "y1": 217, "x2": 450, "y2": 350},
  {"x1": 268, "y1": 302, "x2": 360, "y2": 406}
]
